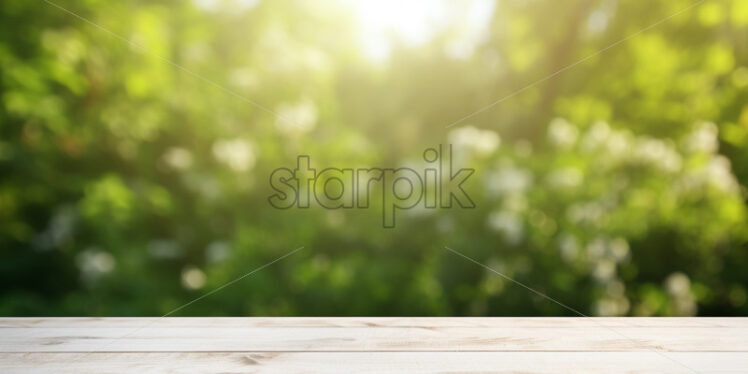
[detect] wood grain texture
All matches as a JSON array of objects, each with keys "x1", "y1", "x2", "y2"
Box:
[{"x1": 0, "y1": 317, "x2": 746, "y2": 373}]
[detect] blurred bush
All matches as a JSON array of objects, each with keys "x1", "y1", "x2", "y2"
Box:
[{"x1": 1, "y1": 0, "x2": 747, "y2": 316}]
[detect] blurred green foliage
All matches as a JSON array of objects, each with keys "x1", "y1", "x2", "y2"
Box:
[{"x1": 1, "y1": 0, "x2": 748, "y2": 316}]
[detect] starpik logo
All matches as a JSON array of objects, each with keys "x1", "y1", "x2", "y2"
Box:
[{"x1": 268, "y1": 145, "x2": 475, "y2": 227}]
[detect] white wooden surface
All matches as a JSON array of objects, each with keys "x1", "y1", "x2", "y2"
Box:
[{"x1": 1, "y1": 317, "x2": 746, "y2": 373}]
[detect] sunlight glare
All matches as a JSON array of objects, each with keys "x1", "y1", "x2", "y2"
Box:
[{"x1": 346, "y1": 0, "x2": 495, "y2": 62}]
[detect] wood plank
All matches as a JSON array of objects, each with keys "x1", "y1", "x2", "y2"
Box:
[
  {"x1": 2, "y1": 318, "x2": 745, "y2": 373},
  {"x1": 3, "y1": 326, "x2": 747, "y2": 352},
  {"x1": 3, "y1": 317, "x2": 747, "y2": 328},
  {"x1": 2, "y1": 352, "x2": 747, "y2": 374},
  {"x1": 0, "y1": 318, "x2": 746, "y2": 353}
]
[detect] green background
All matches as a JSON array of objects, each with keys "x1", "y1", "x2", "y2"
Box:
[{"x1": 1, "y1": 0, "x2": 748, "y2": 316}]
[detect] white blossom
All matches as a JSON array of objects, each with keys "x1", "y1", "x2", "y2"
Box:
[
  {"x1": 212, "y1": 139, "x2": 256, "y2": 172},
  {"x1": 275, "y1": 99, "x2": 318, "y2": 135},
  {"x1": 547, "y1": 118, "x2": 578, "y2": 148},
  {"x1": 448, "y1": 125, "x2": 501, "y2": 157},
  {"x1": 181, "y1": 266, "x2": 206, "y2": 290},
  {"x1": 163, "y1": 147, "x2": 193, "y2": 170}
]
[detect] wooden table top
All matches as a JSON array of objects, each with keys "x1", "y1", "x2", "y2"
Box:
[{"x1": 1, "y1": 317, "x2": 746, "y2": 373}]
